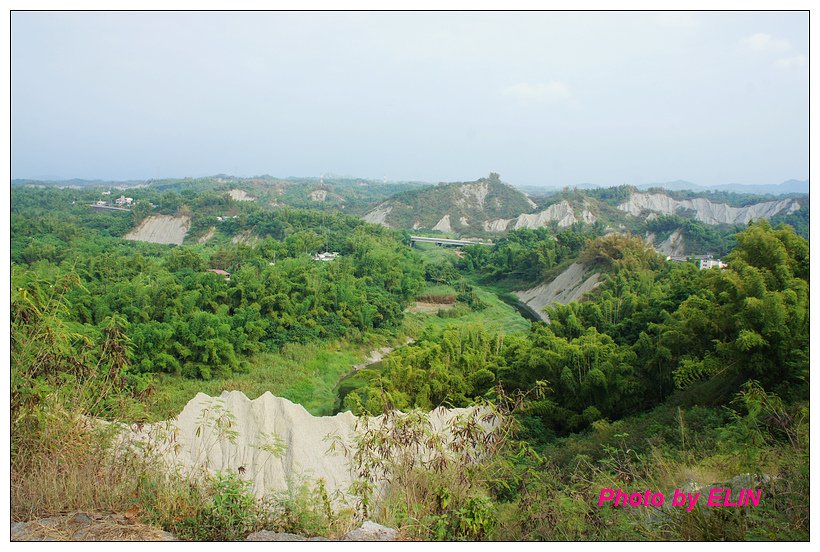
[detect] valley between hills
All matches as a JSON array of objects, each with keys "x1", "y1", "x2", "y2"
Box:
[{"x1": 11, "y1": 173, "x2": 809, "y2": 541}]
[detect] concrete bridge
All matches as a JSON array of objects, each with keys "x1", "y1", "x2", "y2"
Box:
[
  {"x1": 89, "y1": 204, "x2": 130, "y2": 212},
  {"x1": 409, "y1": 235, "x2": 495, "y2": 247}
]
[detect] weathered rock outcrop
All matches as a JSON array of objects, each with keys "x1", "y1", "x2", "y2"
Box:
[
  {"x1": 514, "y1": 262, "x2": 600, "y2": 322},
  {"x1": 618, "y1": 193, "x2": 800, "y2": 225},
  {"x1": 456, "y1": 182, "x2": 489, "y2": 209},
  {"x1": 361, "y1": 176, "x2": 541, "y2": 231},
  {"x1": 432, "y1": 214, "x2": 453, "y2": 232},
  {"x1": 197, "y1": 227, "x2": 216, "y2": 244},
  {"x1": 484, "y1": 200, "x2": 596, "y2": 231},
  {"x1": 362, "y1": 203, "x2": 392, "y2": 226},
  {"x1": 483, "y1": 217, "x2": 513, "y2": 232},
  {"x1": 124, "y1": 215, "x2": 190, "y2": 245},
  {"x1": 228, "y1": 189, "x2": 255, "y2": 201},
  {"x1": 231, "y1": 230, "x2": 258, "y2": 245},
  {"x1": 655, "y1": 228, "x2": 686, "y2": 257},
  {"x1": 309, "y1": 189, "x2": 328, "y2": 201}
]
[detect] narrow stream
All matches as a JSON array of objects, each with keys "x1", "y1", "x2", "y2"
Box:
[{"x1": 332, "y1": 337, "x2": 415, "y2": 412}]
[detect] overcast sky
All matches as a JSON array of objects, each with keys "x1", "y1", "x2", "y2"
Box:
[{"x1": 11, "y1": 11, "x2": 808, "y2": 188}]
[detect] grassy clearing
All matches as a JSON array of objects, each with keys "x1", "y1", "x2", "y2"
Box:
[
  {"x1": 411, "y1": 241, "x2": 459, "y2": 263},
  {"x1": 411, "y1": 243, "x2": 531, "y2": 335},
  {"x1": 406, "y1": 286, "x2": 530, "y2": 336},
  {"x1": 146, "y1": 335, "x2": 408, "y2": 420},
  {"x1": 417, "y1": 282, "x2": 457, "y2": 298}
]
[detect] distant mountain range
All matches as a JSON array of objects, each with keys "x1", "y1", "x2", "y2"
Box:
[
  {"x1": 522, "y1": 179, "x2": 808, "y2": 196},
  {"x1": 11, "y1": 177, "x2": 146, "y2": 188},
  {"x1": 640, "y1": 179, "x2": 808, "y2": 195},
  {"x1": 361, "y1": 173, "x2": 808, "y2": 236},
  {"x1": 13, "y1": 176, "x2": 808, "y2": 197}
]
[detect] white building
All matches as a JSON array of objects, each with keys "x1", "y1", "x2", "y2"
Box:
[
  {"x1": 698, "y1": 258, "x2": 727, "y2": 270},
  {"x1": 312, "y1": 252, "x2": 340, "y2": 262}
]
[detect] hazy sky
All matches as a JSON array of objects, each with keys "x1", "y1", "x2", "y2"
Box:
[{"x1": 11, "y1": 11, "x2": 808, "y2": 187}]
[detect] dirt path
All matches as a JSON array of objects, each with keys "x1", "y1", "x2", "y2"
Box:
[{"x1": 351, "y1": 337, "x2": 415, "y2": 373}]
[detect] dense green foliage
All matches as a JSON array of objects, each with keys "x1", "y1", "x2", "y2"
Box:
[
  {"x1": 11, "y1": 175, "x2": 428, "y2": 216},
  {"x1": 10, "y1": 182, "x2": 809, "y2": 541},
  {"x1": 458, "y1": 224, "x2": 602, "y2": 281},
  {"x1": 642, "y1": 214, "x2": 738, "y2": 256},
  {"x1": 350, "y1": 223, "x2": 809, "y2": 439},
  {"x1": 770, "y1": 203, "x2": 809, "y2": 238},
  {"x1": 12, "y1": 187, "x2": 424, "y2": 381},
  {"x1": 343, "y1": 325, "x2": 503, "y2": 413}
]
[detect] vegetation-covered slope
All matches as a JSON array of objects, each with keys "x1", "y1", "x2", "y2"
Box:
[{"x1": 11, "y1": 174, "x2": 429, "y2": 216}]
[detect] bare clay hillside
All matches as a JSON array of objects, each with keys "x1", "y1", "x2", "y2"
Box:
[{"x1": 124, "y1": 215, "x2": 190, "y2": 245}]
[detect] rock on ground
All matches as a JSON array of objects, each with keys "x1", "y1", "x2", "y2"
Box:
[
  {"x1": 11, "y1": 512, "x2": 175, "y2": 541},
  {"x1": 245, "y1": 521, "x2": 397, "y2": 542},
  {"x1": 246, "y1": 531, "x2": 331, "y2": 541},
  {"x1": 342, "y1": 521, "x2": 398, "y2": 541}
]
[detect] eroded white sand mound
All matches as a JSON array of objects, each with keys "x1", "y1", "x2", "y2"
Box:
[{"x1": 127, "y1": 391, "x2": 489, "y2": 502}]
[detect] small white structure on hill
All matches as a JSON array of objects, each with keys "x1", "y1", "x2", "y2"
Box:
[
  {"x1": 313, "y1": 251, "x2": 340, "y2": 262},
  {"x1": 666, "y1": 255, "x2": 727, "y2": 270},
  {"x1": 698, "y1": 257, "x2": 727, "y2": 270}
]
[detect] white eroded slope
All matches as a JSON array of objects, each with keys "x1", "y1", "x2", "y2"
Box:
[
  {"x1": 433, "y1": 214, "x2": 453, "y2": 232},
  {"x1": 484, "y1": 200, "x2": 596, "y2": 231},
  {"x1": 124, "y1": 215, "x2": 190, "y2": 245},
  {"x1": 362, "y1": 204, "x2": 392, "y2": 226},
  {"x1": 618, "y1": 193, "x2": 800, "y2": 225},
  {"x1": 229, "y1": 189, "x2": 256, "y2": 201},
  {"x1": 655, "y1": 228, "x2": 686, "y2": 257},
  {"x1": 514, "y1": 262, "x2": 600, "y2": 322}
]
